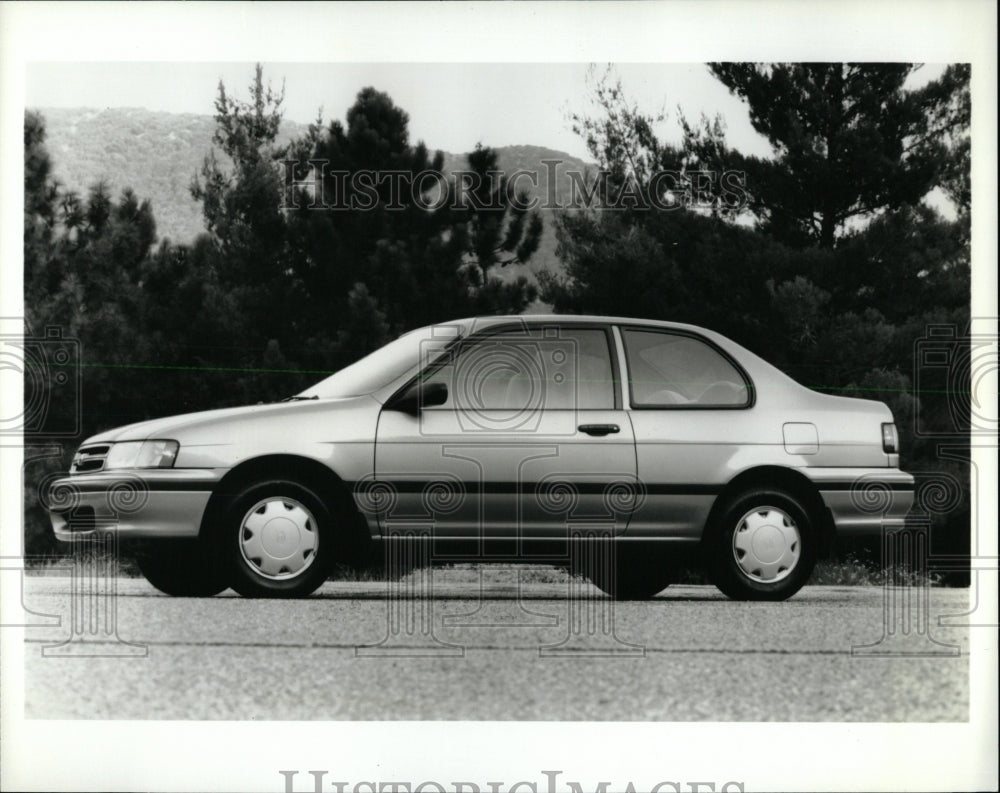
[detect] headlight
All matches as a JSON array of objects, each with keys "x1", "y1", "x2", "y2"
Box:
[{"x1": 105, "y1": 440, "x2": 179, "y2": 470}]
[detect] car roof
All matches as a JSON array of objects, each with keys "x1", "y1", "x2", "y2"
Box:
[{"x1": 448, "y1": 315, "x2": 713, "y2": 334}]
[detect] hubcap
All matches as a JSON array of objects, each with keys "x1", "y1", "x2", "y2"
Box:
[
  {"x1": 732, "y1": 506, "x2": 800, "y2": 583},
  {"x1": 239, "y1": 497, "x2": 318, "y2": 580}
]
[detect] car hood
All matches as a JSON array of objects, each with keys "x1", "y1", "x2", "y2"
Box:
[{"x1": 81, "y1": 396, "x2": 375, "y2": 445}]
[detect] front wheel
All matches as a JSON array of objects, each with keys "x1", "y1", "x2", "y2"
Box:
[
  {"x1": 222, "y1": 479, "x2": 335, "y2": 598},
  {"x1": 706, "y1": 488, "x2": 817, "y2": 601}
]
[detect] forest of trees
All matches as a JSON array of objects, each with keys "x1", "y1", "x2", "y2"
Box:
[{"x1": 23, "y1": 63, "x2": 972, "y2": 577}]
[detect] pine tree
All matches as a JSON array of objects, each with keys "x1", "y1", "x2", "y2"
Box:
[
  {"x1": 190, "y1": 64, "x2": 298, "y2": 350},
  {"x1": 460, "y1": 144, "x2": 542, "y2": 313},
  {"x1": 689, "y1": 63, "x2": 956, "y2": 248}
]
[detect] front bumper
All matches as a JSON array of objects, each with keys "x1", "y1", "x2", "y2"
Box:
[
  {"x1": 802, "y1": 467, "x2": 915, "y2": 536},
  {"x1": 46, "y1": 469, "x2": 222, "y2": 542}
]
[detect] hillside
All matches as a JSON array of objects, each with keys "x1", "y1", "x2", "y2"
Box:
[
  {"x1": 36, "y1": 107, "x2": 309, "y2": 245},
  {"x1": 35, "y1": 107, "x2": 594, "y2": 281}
]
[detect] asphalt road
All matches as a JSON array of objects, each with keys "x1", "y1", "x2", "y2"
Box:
[{"x1": 20, "y1": 571, "x2": 969, "y2": 721}]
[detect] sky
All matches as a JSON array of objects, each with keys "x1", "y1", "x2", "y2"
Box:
[
  {"x1": 25, "y1": 62, "x2": 767, "y2": 160},
  {"x1": 27, "y1": 61, "x2": 950, "y2": 163},
  {"x1": 24, "y1": 61, "x2": 945, "y2": 162}
]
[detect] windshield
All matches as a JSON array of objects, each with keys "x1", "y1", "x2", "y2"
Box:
[{"x1": 298, "y1": 324, "x2": 464, "y2": 399}]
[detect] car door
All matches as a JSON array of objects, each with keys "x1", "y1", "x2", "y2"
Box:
[
  {"x1": 617, "y1": 325, "x2": 756, "y2": 540},
  {"x1": 374, "y1": 322, "x2": 638, "y2": 553}
]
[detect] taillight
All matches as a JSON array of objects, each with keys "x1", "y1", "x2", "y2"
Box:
[{"x1": 881, "y1": 423, "x2": 898, "y2": 454}]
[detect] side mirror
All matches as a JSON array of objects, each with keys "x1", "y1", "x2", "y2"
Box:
[{"x1": 388, "y1": 380, "x2": 448, "y2": 415}]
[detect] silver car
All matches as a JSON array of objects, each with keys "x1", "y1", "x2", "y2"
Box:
[{"x1": 46, "y1": 316, "x2": 913, "y2": 600}]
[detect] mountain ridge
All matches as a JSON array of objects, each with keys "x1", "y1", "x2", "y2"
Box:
[{"x1": 34, "y1": 106, "x2": 595, "y2": 278}]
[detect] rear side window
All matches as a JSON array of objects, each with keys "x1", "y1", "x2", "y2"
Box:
[{"x1": 621, "y1": 329, "x2": 750, "y2": 408}]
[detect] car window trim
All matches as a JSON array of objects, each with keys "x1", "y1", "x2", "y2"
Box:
[
  {"x1": 387, "y1": 320, "x2": 622, "y2": 412},
  {"x1": 617, "y1": 324, "x2": 756, "y2": 410}
]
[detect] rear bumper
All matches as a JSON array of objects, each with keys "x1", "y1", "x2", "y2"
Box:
[
  {"x1": 801, "y1": 467, "x2": 914, "y2": 536},
  {"x1": 46, "y1": 470, "x2": 222, "y2": 541}
]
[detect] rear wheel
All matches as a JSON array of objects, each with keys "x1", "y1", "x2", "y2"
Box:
[
  {"x1": 135, "y1": 539, "x2": 229, "y2": 597},
  {"x1": 222, "y1": 479, "x2": 335, "y2": 598},
  {"x1": 707, "y1": 488, "x2": 817, "y2": 601}
]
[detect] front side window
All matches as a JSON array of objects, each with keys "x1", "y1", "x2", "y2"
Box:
[
  {"x1": 621, "y1": 329, "x2": 750, "y2": 408},
  {"x1": 424, "y1": 326, "x2": 615, "y2": 412}
]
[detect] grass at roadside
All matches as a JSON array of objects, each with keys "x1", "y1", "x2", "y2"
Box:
[{"x1": 811, "y1": 555, "x2": 944, "y2": 586}]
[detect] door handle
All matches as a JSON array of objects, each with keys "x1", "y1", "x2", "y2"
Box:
[{"x1": 578, "y1": 423, "x2": 620, "y2": 436}]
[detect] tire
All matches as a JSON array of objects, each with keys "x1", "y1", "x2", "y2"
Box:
[
  {"x1": 706, "y1": 487, "x2": 817, "y2": 601},
  {"x1": 221, "y1": 478, "x2": 335, "y2": 598},
  {"x1": 586, "y1": 543, "x2": 674, "y2": 599},
  {"x1": 135, "y1": 539, "x2": 229, "y2": 597}
]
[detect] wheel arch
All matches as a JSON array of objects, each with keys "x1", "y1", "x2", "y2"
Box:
[
  {"x1": 198, "y1": 454, "x2": 372, "y2": 563},
  {"x1": 704, "y1": 465, "x2": 836, "y2": 557}
]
